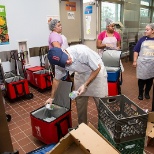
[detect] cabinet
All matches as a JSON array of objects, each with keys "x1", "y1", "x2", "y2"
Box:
[{"x1": 116, "y1": 28, "x2": 129, "y2": 60}]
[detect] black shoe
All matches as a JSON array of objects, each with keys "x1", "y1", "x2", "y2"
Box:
[
  {"x1": 138, "y1": 95, "x2": 143, "y2": 100},
  {"x1": 145, "y1": 94, "x2": 150, "y2": 99}
]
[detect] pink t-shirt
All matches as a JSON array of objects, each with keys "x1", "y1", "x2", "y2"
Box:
[
  {"x1": 48, "y1": 31, "x2": 63, "y2": 49},
  {"x1": 97, "y1": 31, "x2": 121, "y2": 41}
]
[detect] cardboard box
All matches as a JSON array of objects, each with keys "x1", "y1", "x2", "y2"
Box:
[
  {"x1": 47, "y1": 123, "x2": 120, "y2": 154},
  {"x1": 145, "y1": 112, "x2": 154, "y2": 147}
]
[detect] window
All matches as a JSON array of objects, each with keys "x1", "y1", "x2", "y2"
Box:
[
  {"x1": 140, "y1": 8, "x2": 150, "y2": 17},
  {"x1": 152, "y1": 12, "x2": 154, "y2": 22},
  {"x1": 141, "y1": 0, "x2": 152, "y2": 6},
  {"x1": 140, "y1": 0, "x2": 152, "y2": 28},
  {"x1": 101, "y1": 2, "x2": 121, "y2": 31}
]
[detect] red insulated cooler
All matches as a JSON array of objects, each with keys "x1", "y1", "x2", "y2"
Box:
[
  {"x1": 30, "y1": 81, "x2": 73, "y2": 144},
  {"x1": 5, "y1": 76, "x2": 30, "y2": 99},
  {"x1": 26, "y1": 66, "x2": 44, "y2": 86},
  {"x1": 33, "y1": 69, "x2": 52, "y2": 90}
]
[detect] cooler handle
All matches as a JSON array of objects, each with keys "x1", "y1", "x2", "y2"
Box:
[
  {"x1": 44, "y1": 74, "x2": 52, "y2": 88},
  {"x1": 12, "y1": 81, "x2": 26, "y2": 97},
  {"x1": 55, "y1": 115, "x2": 71, "y2": 141}
]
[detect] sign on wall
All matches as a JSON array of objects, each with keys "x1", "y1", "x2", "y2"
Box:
[
  {"x1": 46, "y1": 15, "x2": 59, "y2": 23},
  {"x1": 0, "y1": 5, "x2": 9, "y2": 45},
  {"x1": 65, "y1": 2, "x2": 76, "y2": 11}
]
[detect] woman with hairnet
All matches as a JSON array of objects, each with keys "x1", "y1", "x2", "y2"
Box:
[
  {"x1": 48, "y1": 19, "x2": 69, "y2": 77},
  {"x1": 96, "y1": 18, "x2": 121, "y2": 57},
  {"x1": 48, "y1": 19, "x2": 69, "y2": 50},
  {"x1": 133, "y1": 23, "x2": 154, "y2": 100},
  {"x1": 96, "y1": 18, "x2": 124, "y2": 95}
]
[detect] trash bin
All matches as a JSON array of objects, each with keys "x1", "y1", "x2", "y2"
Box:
[{"x1": 129, "y1": 42, "x2": 136, "y2": 61}]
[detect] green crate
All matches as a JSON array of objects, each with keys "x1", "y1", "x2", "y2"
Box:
[{"x1": 98, "y1": 120, "x2": 144, "y2": 154}]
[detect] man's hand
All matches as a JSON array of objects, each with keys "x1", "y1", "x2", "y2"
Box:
[
  {"x1": 45, "y1": 98, "x2": 54, "y2": 105},
  {"x1": 78, "y1": 84, "x2": 87, "y2": 95}
]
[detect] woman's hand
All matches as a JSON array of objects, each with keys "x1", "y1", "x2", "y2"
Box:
[
  {"x1": 116, "y1": 46, "x2": 121, "y2": 50},
  {"x1": 106, "y1": 44, "x2": 114, "y2": 49},
  {"x1": 133, "y1": 61, "x2": 137, "y2": 67}
]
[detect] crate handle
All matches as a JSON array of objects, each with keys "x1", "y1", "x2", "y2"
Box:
[
  {"x1": 128, "y1": 119, "x2": 139, "y2": 125},
  {"x1": 106, "y1": 98, "x2": 117, "y2": 104},
  {"x1": 131, "y1": 104, "x2": 137, "y2": 111},
  {"x1": 55, "y1": 115, "x2": 71, "y2": 141},
  {"x1": 12, "y1": 81, "x2": 26, "y2": 97}
]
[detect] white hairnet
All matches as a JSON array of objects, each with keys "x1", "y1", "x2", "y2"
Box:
[
  {"x1": 48, "y1": 19, "x2": 60, "y2": 31},
  {"x1": 105, "y1": 18, "x2": 114, "y2": 27},
  {"x1": 147, "y1": 23, "x2": 154, "y2": 29}
]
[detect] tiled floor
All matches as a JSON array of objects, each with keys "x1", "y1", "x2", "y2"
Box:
[{"x1": 4, "y1": 59, "x2": 154, "y2": 154}]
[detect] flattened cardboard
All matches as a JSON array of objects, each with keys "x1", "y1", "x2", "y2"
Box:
[
  {"x1": 145, "y1": 112, "x2": 154, "y2": 147},
  {"x1": 146, "y1": 112, "x2": 154, "y2": 138},
  {"x1": 47, "y1": 123, "x2": 119, "y2": 154},
  {"x1": 46, "y1": 134, "x2": 88, "y2": 154},
  {"x1": 70, "y1": 123, "x2": 119, "y2": 154},
  {"x1": 148, "y1": 112, "x2": 154, "y2": 123},
  {"x1": 88, "y1": 123, "x2": 119, "y2": 152}
]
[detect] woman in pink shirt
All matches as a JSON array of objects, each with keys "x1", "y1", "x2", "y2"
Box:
[
  {"x1": 96, "y1": 19, "x2": 121, "y2": 57},
  {"x1": 48, "y1": 19, "x2": 63, "y2": 49}
]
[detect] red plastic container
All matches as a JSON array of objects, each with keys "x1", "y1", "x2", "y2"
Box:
[
  {"x1": 33, "y1": 69, "x2": 52, "y2": 90},
  {"x1": 5, "y1": 76, "x2": 30, "y2": 99},
  {"x1": 26, "y1": 66, "x2": 44, "y2": 86},
  {"x1": 30, "y1": 81, "x2": 73, "y2": 144},
  {"x1": 108, "y1": 81, "x2": 119, "y2": 96}
]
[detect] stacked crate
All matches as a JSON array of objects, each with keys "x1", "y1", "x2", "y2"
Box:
[
  {"x1": 102, "y1": 50, "x2": 122, "y2": 96},
  {"x1": 106, "y1": 67, "x2": 121, "y2": 96},
  {"x1": 98, "y1": 95, "x2": 148, "y2": 154}
]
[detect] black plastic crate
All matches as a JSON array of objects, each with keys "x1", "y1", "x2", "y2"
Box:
[
  {"x1": 98, "y1": 95, "x2": 148, "y2": 143},
  {"x1": 98, "y1": 120, "x2": 144, "y2": 154}
]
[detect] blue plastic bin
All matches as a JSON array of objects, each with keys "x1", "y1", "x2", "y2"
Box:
[
  {"x1": 107, "y1": 67, "x2": 120, "y2": 82},
  {"x1": 27, "y1": 143, "x2": 56, "y2": 154}
]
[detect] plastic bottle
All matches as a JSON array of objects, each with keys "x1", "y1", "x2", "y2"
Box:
[{"x1": 69, "y1": 91, "x2": 79, "y2": 100}]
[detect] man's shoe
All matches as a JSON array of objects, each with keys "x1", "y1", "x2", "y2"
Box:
[
  {"x1": 145, "y1": 94, "x2": 150, "y2": 99},
  {"x1": 138, "y1": 95, "x2": 143, "y2": 100}
]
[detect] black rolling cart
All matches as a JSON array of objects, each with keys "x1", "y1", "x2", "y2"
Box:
[{"x1": 2, "y1": 51, "x2": 33, "y2": 101}]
